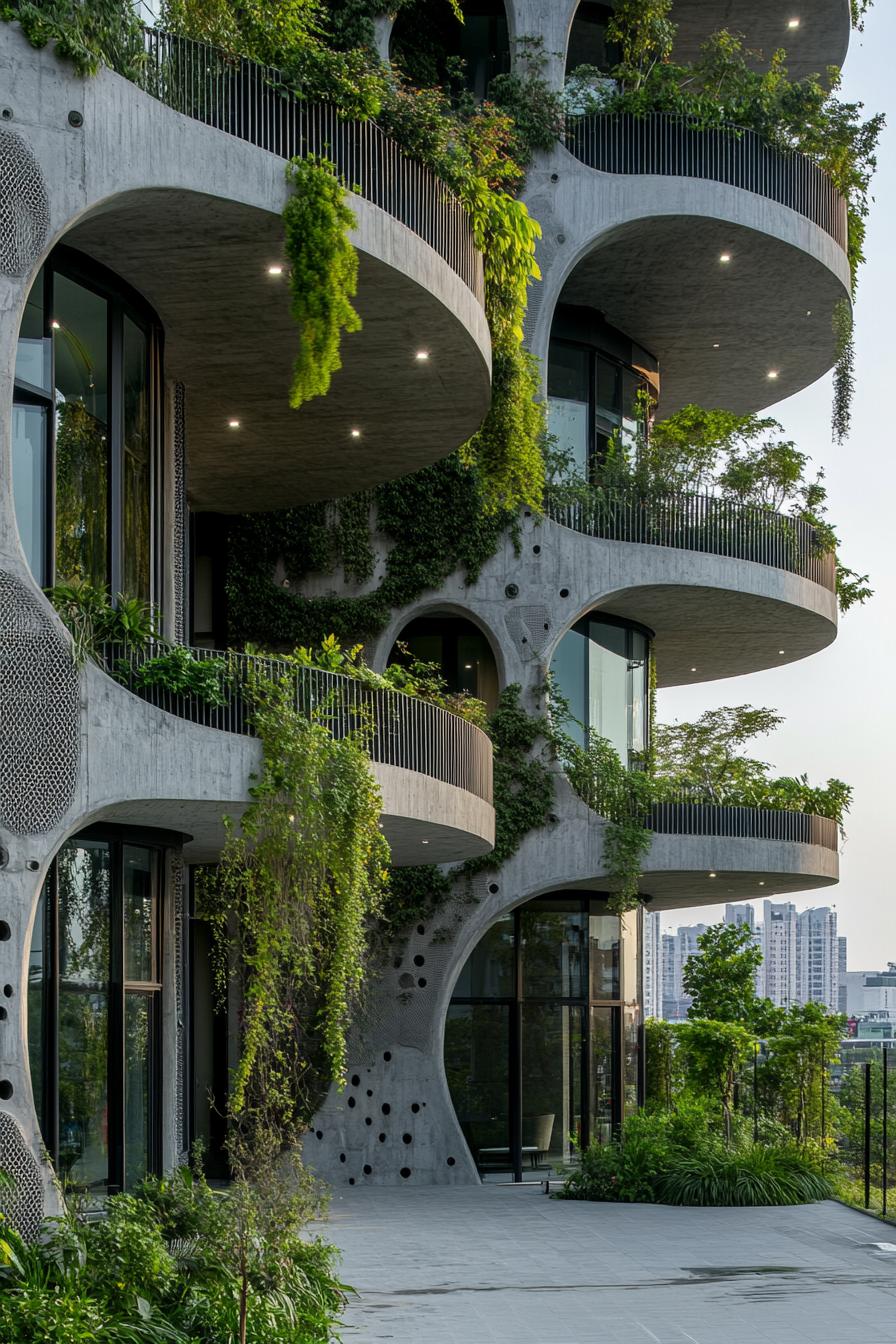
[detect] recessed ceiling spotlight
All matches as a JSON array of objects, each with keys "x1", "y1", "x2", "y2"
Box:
[
  {"x1": 759, "y1": 881, "x2": 766, "y2": 886},
  {"x1": 267, "y1": 264, "x2": 283, "y2": 276},
  {"x1": 415, "y1": 350, "x2": 430, "y2": 362},
  {"x1": 787, "y1": 17, "x2": 800, "y2": 28},
  {"x1": 50, "y1": 319, "x2": 61, "y2": 330},
  {"x1": 228, "y1": 418, "x2": 240, "y2": 428},
  {"x1": 712, "y1": 342, "x2": 720, "y2": 349},
  {"x1": 350, "y1": 428, "x2": 361, "y2": 438},
  {"x1": 767, "y1": 369, "x2": 779, "y2": 380},
  {"x1": 709, "y1": 872, "x2": 717, "y2": 879},
  {"x1": 719, "y1": 253, "x2": 731, "y2": 263},
  {"x1": 778, "y1": 649, "x2": 785, "y2": 655},
  {"x1": 421, "y1": 839, "x2": 430, "y2": 845},
  {"x1": 690, "y1": 666, "x2": 697, "y2": 672},
  {"x1": 806, "y1": 310, "x2": 812, "y2": 317}
]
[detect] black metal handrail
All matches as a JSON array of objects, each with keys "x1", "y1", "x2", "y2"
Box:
[
  {"x1": 565, "y1": 111, "x2": 848, "y2": 251},
  {"x1": 546, "y1": 489, "x2": 837, "y2": 592},
  {"x1": 103, "y1": 643, "x2": 494, "y2": 806},
  {"x1": 133, "y1": 27, "x2": 484, "y2": 302}
]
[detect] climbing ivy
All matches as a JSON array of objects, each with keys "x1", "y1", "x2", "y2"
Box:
[{"x1": 198, "y1": 660, "x2": 389, "y2": 1139}]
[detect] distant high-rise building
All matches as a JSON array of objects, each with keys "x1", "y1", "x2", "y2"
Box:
[
  {"x1": 643, "y1": 911, "x2": 662, "y2": 1020},
  {"x1": 661, "y1": 923, "x2": 707, "y2": 1020},
  {"x1": 725, "y1": 904, "x2": 764, "y2": 995},
  {"x1": 797, "y1": 907, "x2": 838, "y2": 1012},
  {"x1": 838, "y1": 936, "x2": 849, "y2": 1015},
  {"x1": 762, "y1": 902, "x2": 799, "y2": 1007}
]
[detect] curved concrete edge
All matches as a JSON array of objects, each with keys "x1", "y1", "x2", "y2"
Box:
[
  {"x1": 377, "y1": 764, "x2": 495, "y2": 865},
  {"x1": 307, "y1": 784, "x2": 838, "y2": 1187},
  {"x1": 363, "y1": 512, "x2": 838, "y2": 689},
  {"x1": 522, "y1": 142, "x2": 851, "y2": 414}
]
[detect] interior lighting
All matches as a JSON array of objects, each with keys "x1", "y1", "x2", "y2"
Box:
[
  {"x1": 350, "y1": 428, "x2": 361, "y2": 438},
  {"x1": 690, "y1": 666, "x2": 697, "y2": 672},
  {"x1": 767, "y1": 369, "x2": 779, "y2": 380},
  {"x1": 712, "y1": 343, "x2": 720, "y2": 349},
  {"x1": 421, "y1": 839, "x2": 430, "y2": 845},
  {"x1": 759, "y1": 881, "x2": 766, "y2": 887},
  {"x1": 267, "y1": 264, "x2": 283, "y2": 276},
  {"x1": 415, "y1": 350, "x2": 430, "y2": 362},
  {"x1": 50, "y1": 319, "x2": 61, "y2": 329},
  {"x1": 719, "y1": 253, "x2": 731, "y2": 263},
  {"x1": 709, "y1": 872, "x2": 717, "y2": 879},
  {"x1": 464, "y1": 663, "x2": 473, "y2": 669},
  {"x1": 787, "y1": 17, "x2": 800, "y2": 28},
  {"x1": 228, "y1": 419, "x2": 240, "y2": 428},
  {"x1": 778, "y1": 649, "x2": 785, "y2": 655}
]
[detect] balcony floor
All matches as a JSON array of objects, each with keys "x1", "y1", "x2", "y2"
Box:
[{"x1": 324, "y1": 1183, "x2": 896, "y2": 1343}]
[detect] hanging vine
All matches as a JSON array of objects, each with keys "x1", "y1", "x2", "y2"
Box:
[
  {"x1": 198, "y1": 662, "x2": 389, "y2": 1140},
  {"x1": 831, "y1": 297, "x2": 856, "y2": 445}
]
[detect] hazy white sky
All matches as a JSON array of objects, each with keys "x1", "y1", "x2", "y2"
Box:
[{"x1": 658, "y1": 6, "x2": 893, "y2": 969}]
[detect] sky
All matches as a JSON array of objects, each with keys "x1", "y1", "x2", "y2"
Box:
[{"x1": 657, "y1": 5, "x2": 894, "y2": 969}]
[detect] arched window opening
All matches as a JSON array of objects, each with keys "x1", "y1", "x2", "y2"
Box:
[{"x1": 389, "y1": 613, "x2": 500, "y2": 714}]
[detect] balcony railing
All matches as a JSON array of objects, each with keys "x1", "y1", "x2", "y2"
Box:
[
  {"x1": 134, "y1": 27, "x2": 484, "y2": 302},
  {"x1": 103, "y1": 643, "x2": 493, "y2": 806},
  {"x1": 648, "y1": 800, "x2": 838, "y2": 850},
  {"x1": 546, "y1": 489, "x2": 837, "y2": 592},
  {"x1": 565, "y1": 112, "x2": 848, "y2": 251}
]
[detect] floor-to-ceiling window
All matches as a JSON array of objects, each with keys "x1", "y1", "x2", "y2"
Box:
[
  {"x1": 391, "y1": 1, "x2": 510, "y2": 101},
  {"x1": 446, "y1": 896, "x2": 642, "y2": 1182},
  {"x1": 28, "y1": 827, "x2": 170, "y2": 1198},
  {"x1": 388, "y1": 614, "x2": 500, "y2": 714},
  {"x1": 12, "y1": 247, "x2": 162, "y2": 600},
  {"x1": 550, "y1": 613, "x2": 651, "y2": 761}
]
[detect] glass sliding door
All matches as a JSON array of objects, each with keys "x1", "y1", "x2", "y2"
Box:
[
  {"x1": 28, "y1": 829, "x2": 166, "y2": 1199},
  {"x1": 444, "y1": 1003, "x2": 511, "y2": 1176}
]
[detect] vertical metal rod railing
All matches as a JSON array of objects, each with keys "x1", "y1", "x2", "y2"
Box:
[{"x1": 865, "y1": 1061, "x2": 873, "y2": 1210}]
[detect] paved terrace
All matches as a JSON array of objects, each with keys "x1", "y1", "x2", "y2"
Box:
[{"x1": 325, "y1": 1184, "x2": 896, "y2": 1343}]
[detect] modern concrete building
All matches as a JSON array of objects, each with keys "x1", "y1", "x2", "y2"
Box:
[{"x1": 0, "y1": 0, "x2": 858, "y2": 1221}]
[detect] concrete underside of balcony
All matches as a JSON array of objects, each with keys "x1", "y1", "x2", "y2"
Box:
[
  {"x1": 83, "y1": 668, "x2": 495, "y2": 865},
  {"x1": 524, "y1": 154, "x2": 851, "y2": 416},
  {"x1": 1, "y1": 25, "x2": 491, "y2": 510},
  {"x1": 673, "y1": 0, "x2": 851, "y2": 81}
]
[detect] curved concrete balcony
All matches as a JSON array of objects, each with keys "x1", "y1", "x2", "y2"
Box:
[
  {"x1": 672, "y1": 0, "x2": 851, "y2": 81},
  {"x1": 92, "y1": 647, "x2": 495, "y2": 865},
  {"x1": 544, "y1": 491, "x2": 837, "y2": 684},
  {"x1": 526, "y1": 112, "x2": 850, "y2": 415},
  {"x1": 0, "y1": 24, "x2": 490, "y2": 510}
]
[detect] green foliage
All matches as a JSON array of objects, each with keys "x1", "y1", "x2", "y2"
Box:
[
  {"x1": 46, "y1": 581, "x2": 158, "y2": 665},
  {"x1": 460, "y1": 346, "x2": 547, "y2": 514},
  {"x1": 0, "y1": 1163, "x2": 345, "y2": 1343},
  {"x1": 676, "y1": 1019, "x2": 756, "y2": 1140},
  {"x1": 198, "y1": 658, "x2": 389, "y2": 1139},
  {"x1": 851, "y1": 1, "x2": 874, "y2": 31},
  {"x1": 758, "y1": 1003, "x2": 844, "y2": 1142},
  {"x1": 682, "y1": 922, "x2": 763, "y2": 1025},
  {"x1": 283, "y1": 156, "x2": 361, "y2": 408},
  {"x1": 644, "y1": 1017, "x2": 677, "y2": 1107},
  {"x1": 832, "y1": 297, "x2": 856, "y2": 443},
  {"x1": 658, "y1": 1145, "x2": 834, "y2": 1207},
  {"x1": 487, "y1": 36, "x2": 566, "y2": 167},
  {"x1": 1, "y1": 0, "x2": 146, "y2": 76},
  {"x1": 128, "y1": 645, "x2": 231, "y2": 706}
]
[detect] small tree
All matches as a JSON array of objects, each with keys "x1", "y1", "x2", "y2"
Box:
[
  {"x1": 683, "y1": 921, "x2": 762, "y2": 1025},
  {"x1": 762, "y1": 1003, "x2": 844, "y2": 1142},
  {"x1": 676, "y1": 1019, "x2": 755, "y2": 1143}
]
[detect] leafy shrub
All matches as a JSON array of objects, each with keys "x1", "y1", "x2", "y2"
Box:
[
  {"x1": 46, "y1": 581, "x2": 158, "y2": 664},
  {"x1": 658, "y1": 1145, "x2": 834, "y2": 1207},
  {"x1": 129, "y1": 645, "x2": 232, "y2": 707}
]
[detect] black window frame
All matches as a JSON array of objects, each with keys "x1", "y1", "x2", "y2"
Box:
[{"x1": 547, "y1": 334, "x2": 649, "y2": 482}]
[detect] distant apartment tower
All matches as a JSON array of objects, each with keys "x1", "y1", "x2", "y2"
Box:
[
  {"x1": 662, "y1": 923, "x2": 707, "y2": 1021},
  {"x1": 762, "y1": 901, "x2": 799, "y2": 1007},
  {"x1": 797, "y1": 906, "x2": 839, "y2": 1012},
  {"x1": 725, "y1": 904, "x2": 764, "y2": 995},
  {"x1": 838, "y1": 936, "x2": 849, "y2": 1015},
  {"x1": 643, "y1": 910, "x2": 662, "y2": 1020}
]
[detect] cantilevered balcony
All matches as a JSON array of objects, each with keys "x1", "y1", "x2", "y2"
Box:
[
  {"x1": 97, "y1": 646, "x2": 495, "y2": 865},
  {"x1": 671, "y1": 0, "x2": 851, "y2": 81}
]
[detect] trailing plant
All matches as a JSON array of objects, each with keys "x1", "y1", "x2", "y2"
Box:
[
  {"x1": 832, "y1": 297, "x2": 856, "y2": 443},
  {"x1": 0, "y1": 0, "x2": 146, "y2": 77},
  {"x1": 46, "y1": 580, "x2": 158, "y2": 665},
  {"x1": 128, "y1": 645, "x2": 231, "y2": 707},
  {"x1": 487, "y1": 36, "x2": 567, "y2": 167},
  {"x1": 198, "y1": 657, "x2": 389, "y2": 1141},
  {"x1": 282, "y1": 155, "x2": 361, "y2": 408}
]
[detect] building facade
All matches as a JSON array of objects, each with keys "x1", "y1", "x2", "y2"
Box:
[{"x1": 0, "y1": 0, "x2": 857, "y2": 1218}]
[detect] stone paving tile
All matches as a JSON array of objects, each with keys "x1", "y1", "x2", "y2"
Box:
[{"x1": 322, "y1": 1185, "x2": 896, "y2": 1342}]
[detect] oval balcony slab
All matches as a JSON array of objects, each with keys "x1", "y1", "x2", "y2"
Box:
[
  {"x1": 672, "y1": 0, "x2": 851, "y2": 82},
  {"x1": 532, "y1": 509, "x2": 837, "y2": 685},
  {"x1": 532, "y1": 113, "x2": 850, "y2": 414},
  {"x1": 84, "y1": 653, "x2": 495, "y2": 865},
  {"x1": 2, "y1": 25, "x2": 490, "y2": 510}
]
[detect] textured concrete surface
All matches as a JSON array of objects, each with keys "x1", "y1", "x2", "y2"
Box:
[
  {"x1": 326, "y1": 1185, "x2": 896, "y2": 1343},
  {"x1": 672, "y1": 0, "x2": 850, "y2": 81}
]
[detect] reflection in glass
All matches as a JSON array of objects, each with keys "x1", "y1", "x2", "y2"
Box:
[
  {"x1": 12, "y1": 403, "x2": 47, "y2": 583},
  {"x1": 28, "y1": 892, "x2": 46, "y2": 1127},
  {"x1": 548, "y1": 343, "x2": 589, "y2": 478},
  {"x1": 122, "y1": 317, "x2": 151, "y2": 603},
  {"x1": 550, "y1": 616, "x2": 650, "y2": 764},
  {"x1": 444, "y1": 1004, "x2": 510, "y2": 1173},
  {"x1": 589, "y1": 913, "x2": 620, "y2": 1000},
  {"x1": 520, "y1": 902, "x2": 587, "y2": 1000},
  {"x1": 521, "y1": 1004, "x2": 583, "y2": 1168},
  {"x1": 388, "y1": 616, "x2": 499, "y2": 714},
  {"x1": 125, "y1": 994, "x2": 152, "y2": 1189},
  {"x1": 566, "y1": 2, "x2": 619, "y2": 74},
  {"x1": 58, "y1": 840, "x2": 111, "y2": 1195},
  {"x1": 124, "y1": 846, "x2": 155, "y2": 983},
  {"x1": 454, "y1": 916, "x2": 513, "y2": 998},
  {"x1": 590, "y1": 1006, "x2": 616, "y2": 1146},
  {"x1": 54, "y1": 276, "x2": 109, "y2": 588},
  {"x1": 15, "y1": 268, "x2": 50, "y2": 391}
]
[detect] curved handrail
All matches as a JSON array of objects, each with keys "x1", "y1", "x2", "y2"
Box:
[
  {"x1": 134, "y1": 28, "x2": 484, "y2": 302},
  {"x1": 102, "y1": 643, "x2": 494, "y2": 807},
  {"x1": 648, "y1": 800, "x2": 838, "y2": 850},
  {"x1": 565, "y1": 111, "x2": 848, "y2": 251},
  {"x1": 545, "y1": 489, "x2": 837, "y2": 592}
]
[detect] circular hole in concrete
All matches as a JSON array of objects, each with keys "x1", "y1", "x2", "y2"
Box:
[
  {"x1": 413, "y1": 955, "x2": 425, "y2": 967},
  {"x1": 347, "y1": 1097, "x2": 356, "y2": 1109},
  {"x1": 366, "y1": 1089, "x2": 373, "y2": 1097},
  {"x1": 0, "y1": 1008, "x2": 6, "y2": 1021},
  {"x1": 351, "y1": 1074, "x2": 360, "y2": 1086},
  {"x1": 378, "y1": 1133, "x2": 386, "y2": 1143},
  {"x1": 533, "y1": 545, "x2": 541, "y2": 555},
  {"x1": 0, "y1": 922, "x2": 9, "y2": 941},
  {"x1": 560, "y1": 587, "x2": 569, "y2": 598},
  {"x1": 400, "y1": 1167, "x2": 411, "y2": 1179},
  {"x1": 0, "y1": 1081, "x2": 11, "y2": 1101},
  {"x1": 365, "y1": 1117, "x2": 373, "y2": 1126},
  {"x1": 339, "y1": 1153, "x2": 346, "y2": 1163},
  {"x1": 348, "y1": 1177, "x2": 355, "y2": 1185},
  {"x1": 402, "y1": 1133, "x2": 412, "y2": 1145},
  {"x1": 383, "y1": 1051, "x2": 392, "y2": 1062},
  {"x1": 315, "y1": 1130, "x2": 323, "y2": 1140},
  {"x1": 382, "y1": 1103, "x2": 391, "y2": 1115},
  {"x1": 411, "y1": 1103, "x2": 421, "y2": 1114},
  {"x1": 2, "y1": 986, "x2": 13, "y2": 998},
  {"x1": 416, "y1": 924, "x2": 425, "y2": 935},
  {"x1": 447, "y1": 1156, "x2": 456, "y2": 1166},
  {"x1": 418, "y1": 978, "x2": 427, "y2": 988},
  {"x1": 363, "y1": 1164, "x2": 372, "y2": 1175},
  {"x1": 488, "y1": 883, "x2": 499, "y2": 894}
]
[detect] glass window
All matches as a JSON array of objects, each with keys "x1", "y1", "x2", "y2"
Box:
[
  {"x1": 550, "y1": 616, "x2": 651, "y2": 766},
  {"x1": 629, "y1": 631, "x2": 648, "y2": 757},
  {"x1": 550, "y1": 624, "x2": 587, "y2": 747},
  {"x1": 27, "y1": 892, "x2": 46, "y2": 1129},
  {"x1": 15, "y1": 267, "x2": 50, "y2": 391},
  {"x1": 444, "y1": 1004, "x2": 510, "y2": 1173},
  {"x1": 124, "y1": 846, "x2": 156, "y2": 983},
  {"x1": 521, "y1": 1003, "x2": 583, "y2": 1169},
  {"x1": 54, "y1": 275, "x2": 109, "y2": 589},
  {"x1": 12, "y1": 403, "x2": 47, "y2": 583},
  {"x1": 548, "y1": 344, "x2": 590, "y2": 478},
  {"x1": 388, "y1": 616, "x2": 500, "y2": 714},
  {"x1": 587, "y1": 619, "x2": 628, "y2": 760},
  {"x1": 453, "y1": 915, "x2": 514, "y2": 998},
  {"x1": 590, "y1": 1006, "x2": 616, "y2": 1145},
  {"x1": 520, "y1": 901, "x2": 587, "y2": 1000},
  {"x1": 124, "y1": 994, "x2": 153, "y2": 1190},
  {"x1": 122, "y1": 318, "x2": 152, "y2": 604},
  {"x1": 589, "y1": 911, "x2": 620, "y2": 999},
  {"x1": 566, "y1": 2, "x2": 619, "y2": 74}
]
